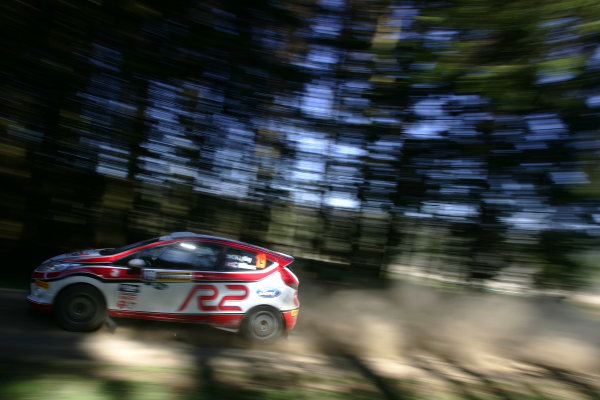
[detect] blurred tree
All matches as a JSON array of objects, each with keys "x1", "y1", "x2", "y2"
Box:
[
  {"x1": 533, "y1": 230, "x2": 594, "y2": 290},
  {"x1": 375, "y1": 0, "x2": 600, "y2": 286},
  {"x1": 1, "y1": 0, "x2": 599, "y2": 290}
]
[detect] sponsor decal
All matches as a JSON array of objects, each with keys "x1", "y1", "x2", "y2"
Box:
[
  {"x1": 156, "y1": 271, "x2": 192, "y2": 282},
  {"x1": 225, "y1": 262, "x2": 255, "y2": 270},
  {"x1": 143, "y1": 269, "x2": 156, "y2": 281},
  {"x1": 110, "y1": 269, "x2": 120, "y2": 277},
  {"x1": 117, "y1": 284, "x2": 140, "y2": 310},
  {"x1": 225, "y1": 253, "x2": 256, "y2": 269},
  {"x1": 34, "y1": 280, "x2": 50, "y2": 290},
  {"x1": 178, "y1": 284, "x2": 249, "y2": 312},
  {"x1": 256, "y1": 287, "x2": 281, "y2": 298},
  {"x1": 226, "y1": 254, "x2": 253, "y2": 264},
  {"x1": 118, "y1": 284, "x2": 140, "y2": 293},
  {"x1": 291, "y1": 309, "x2": 299, "y2": 317},
  {"x1": 148, "y1": 282, "x2": 169, "y2": 290},
  {"x1": 143, "y1": 270, "x2": 192, "y2": 282}
]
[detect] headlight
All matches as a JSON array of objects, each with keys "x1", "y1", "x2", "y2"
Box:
[{"x1": 35, "y1": 262, "x2": 80, "y2": 272}]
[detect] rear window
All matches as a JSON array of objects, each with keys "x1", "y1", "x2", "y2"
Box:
[{"x1": 223, "y1": 248, "x2": 275, "y2": 271}]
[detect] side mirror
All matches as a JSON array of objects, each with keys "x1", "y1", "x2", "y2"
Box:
[{"x1": 128, "y1": 258, "x2": 146, "y2": 270}]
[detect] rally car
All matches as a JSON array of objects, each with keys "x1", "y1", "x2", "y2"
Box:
[{"x1": 27, "y1": 232, "x2": 300, "y2": 343}]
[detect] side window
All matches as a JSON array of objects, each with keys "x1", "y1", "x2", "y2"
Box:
[
  {"x1": 223, "y1": 248, "x2": 275, "y2": 271},
  {"x1": 155, "y1": 242, "x2": 223, "y2": 270},
  {"x1": 113, "y1": 245, "x2": 164, "y2": 267},
  {"x1": 138, "y1": 246, "x2": 165, "y2": 265}
]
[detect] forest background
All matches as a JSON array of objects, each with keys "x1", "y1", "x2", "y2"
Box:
[{"x1": 1, "y1": 0, "x2": 600, "y2": 291}]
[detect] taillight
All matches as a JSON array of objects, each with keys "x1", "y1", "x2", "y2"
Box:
[{"x1": 279, "y1": 266, "x2": 299, "y2": 290}]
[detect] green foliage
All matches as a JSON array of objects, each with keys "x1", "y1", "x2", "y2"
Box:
[{"x1": 1, "y1": 0, "x2": 599, "y2": 291}]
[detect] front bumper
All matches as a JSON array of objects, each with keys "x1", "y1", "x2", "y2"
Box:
[
  {"x1": 27, "y1": 279, "x2": 54, "y2": 312},
  {"x1": 26, "y1": 295, "x2": 52, "y2": 312}
]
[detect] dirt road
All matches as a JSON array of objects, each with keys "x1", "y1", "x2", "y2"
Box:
[{"x1": 1, "y1": 282, "x2": 599, "y2": 399}]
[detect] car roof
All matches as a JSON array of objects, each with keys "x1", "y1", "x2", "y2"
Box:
[{"x1": 159, "y1": 232, "x2": 294, "y2": 261}]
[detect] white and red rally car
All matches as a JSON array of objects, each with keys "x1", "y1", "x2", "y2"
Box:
[{"x1": 27, "y1": 232, "x2": 300, "y2": 343}]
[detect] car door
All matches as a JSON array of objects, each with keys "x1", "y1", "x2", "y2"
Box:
[
  {"x1": 176, "y1": 245, "x2": 273, "y2": 318},
  {"x1": 132, "y1": 241, "x2": 224, "y2": 315}
]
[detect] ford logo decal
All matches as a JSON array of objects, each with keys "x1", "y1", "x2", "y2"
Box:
[{"x1": 257, "y1": 288, "x2": 281, "y2": 298}]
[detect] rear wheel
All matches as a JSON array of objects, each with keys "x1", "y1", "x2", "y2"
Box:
[
  {"x1": 241, "y1": 306, "x2": 283, "y2": 344},
  {"x1": 55, "y1": 285, "x2": 106, "y2": 331}
]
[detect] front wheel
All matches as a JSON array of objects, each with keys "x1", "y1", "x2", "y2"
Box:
[
  {"x1": 241, "y1": 307, "x2": 284, "y2": 344},
  {"x1": 55, "y1": 285, "x2": 106, "y2": 331}
]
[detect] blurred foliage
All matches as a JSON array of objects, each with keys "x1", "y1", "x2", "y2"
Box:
[
  {"x1": 1, "y1": 0, "x2": 599, "y2": 290},
  {"x1": 4, "y1": 359, "x2": 593, "y2": 400}
]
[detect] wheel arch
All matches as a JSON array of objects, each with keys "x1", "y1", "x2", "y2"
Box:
[
  {"x1": 54, "y1": 282, "x2": 107, "y2": 308},
  {"x1": 53, "y1": 281, "x2": 108, "y2": 332},
  {"x1": 243, "y1": 304, "x2": 282, "y2": 320},
  {"x1": 241, "y1": 304, "x2": 285, "y2": 343}
]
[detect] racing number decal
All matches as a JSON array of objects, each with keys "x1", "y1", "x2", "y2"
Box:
[
  {"x1": 178, "y1": 284, "x2": 249, "y2": 312},
  {"x1": 195, "y1": 284, "x2": 218, "y2": 311},
  {"x1": 256, "y1": 253, "x2": 267, "y2": 269},
  {"x1": 218, "y1": 285, "x2": 249, "y2": 311}
]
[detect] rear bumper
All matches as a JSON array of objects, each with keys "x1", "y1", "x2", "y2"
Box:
[{"x1": 282, "y1": 308, "x2": 299, "y2": 331}]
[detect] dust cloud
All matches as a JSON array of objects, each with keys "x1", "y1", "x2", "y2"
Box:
[
  {"x1": 75, "y1": 278, "x2": 600, "y2": 382},
  {"x1": 293, "y1": 280, "x2": 600, "y2": 375}
]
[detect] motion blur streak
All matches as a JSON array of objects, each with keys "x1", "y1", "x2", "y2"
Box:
[
  {"x1": 0, "y1": 284, "x2": 598, "y2": 399},
  {"x1": 72, "y1": 282, "x2": 600, "y2": 398},
  {"x1": 297, "y1": 282, "x2": 600, "y2": 375},
  {"x1": 2, "y1": 0, "x2": 600, "y2": 294},
  {"x1": 80, "y1": 333, "x2": 196, "y2": 369},
  {"x1": 1, "y1": 1, "x2": 600, "y2": 397}
]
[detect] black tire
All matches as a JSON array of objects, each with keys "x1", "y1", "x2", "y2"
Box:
[
  {"x1": 55, "y1": 285, "x2": 106, "y2": 332},
  {"x1": 241, "y1": 306, "x2": 284, "y2": 344}
]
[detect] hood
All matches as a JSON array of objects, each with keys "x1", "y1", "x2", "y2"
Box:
[{"x1": 43, "y1": 248, "x2": 112, "y2": 264}]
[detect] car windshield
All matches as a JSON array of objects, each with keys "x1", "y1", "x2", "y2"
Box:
[{"x1": 99, "y1": 237, "x2": 160, "y2": 255}]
